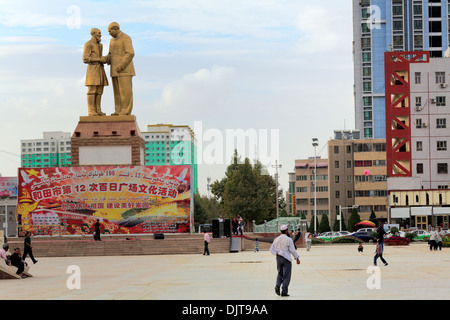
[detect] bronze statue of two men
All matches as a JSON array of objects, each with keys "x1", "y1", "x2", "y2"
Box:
[{"x1": 83, "y1": 22, "x2": 135, "y2": 117}]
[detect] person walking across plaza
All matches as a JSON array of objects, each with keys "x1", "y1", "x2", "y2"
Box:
[
  {"x1": 293, "y1": 228, "x2": 301, "y2": 250},
  {"x1": 305, "y1": 231, "x2": 312, "y2": 251},
  {"x1": 270, "y1": 225, "x2": 300, "y2": 297},
  {"x1": 203, "y1": 231, "x2": 210, "y2": 256},
  {"x1": 436, "y1": 227, "x2": 443, "y2": 251},
  {"x1": 94, "y1": 219, "x2": 102, "y2": 241},
  {"x1": 22, "y1": 231, "x2": 38, "y2": 264},
  {"x1": 373, "y1": 238, "x2": 388, "y2": 266},
  {"x1": 429, "y1": 226, "x2": 437, "y2": 251}
]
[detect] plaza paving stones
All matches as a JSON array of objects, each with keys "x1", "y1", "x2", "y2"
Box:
[{"x1": 1, "y1": 243, "x2": 449, "y2": 300}]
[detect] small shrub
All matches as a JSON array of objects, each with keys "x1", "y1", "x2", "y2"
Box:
[
  {"x1": 332, "y1": 236, "x2": 364, "y2": 244},
  {"x1": 385, "y1": 236, "x2": 410, "y2": 246}
]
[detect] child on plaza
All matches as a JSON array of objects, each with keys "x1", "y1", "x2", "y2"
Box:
[
  {"x1": 254, "y1": 238, "x2": 259, "y2": 253},
  {"x1": 358, "y1": 243, "x2": 364, "y2": 253}
]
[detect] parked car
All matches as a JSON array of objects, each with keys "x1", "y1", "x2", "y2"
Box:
[
  {"x1": 350, "y1": 230, "x2": 375, "y2": 242},
  {"x1": 317, "y1": 232, "x2": 341, "y2": 242},
  {"x1": 357, "y1": 228, "x2": 376, "y2": 233}
]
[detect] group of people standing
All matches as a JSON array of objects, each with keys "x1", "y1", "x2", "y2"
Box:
[{"x1": 429, "y1": 226, "x2": 445, "y2": 251}]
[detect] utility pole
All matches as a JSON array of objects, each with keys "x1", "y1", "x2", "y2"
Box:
[
  {"x1": 272, "y1": 161, "x2": 282, "y2": 219},
  {"x1": 312, "y1": 138, "x2": 318, "y2": 233},
  {"x1": 207, "y1": 177, "x2": 211, "y2": 198}
]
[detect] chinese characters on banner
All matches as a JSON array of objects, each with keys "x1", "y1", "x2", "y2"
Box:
[
  {"x1": 0, "y1": 177, "x2": 18, "y2": 197},
  {"x1": 17, "y1": 166, "x2": 192, "y2": 236}
]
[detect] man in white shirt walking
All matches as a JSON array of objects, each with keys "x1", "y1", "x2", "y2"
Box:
[{"x1": 270, "y1": 225, "x2": 301, "y2": 297}]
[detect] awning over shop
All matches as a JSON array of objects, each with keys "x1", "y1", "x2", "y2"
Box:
[
  {"x1": 433, "y1": 207, "x2": 450, "y2": 216},
  {"x1": 410, "y1": 206, "x2": 432, "y2": 216},
  {"x1": 391, "y1": 207, "x2": 410, "y2": 218}
]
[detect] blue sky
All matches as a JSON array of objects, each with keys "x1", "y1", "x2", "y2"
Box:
[{"x1": 0, "y1": 0, "x2": 355, "y2": 196}]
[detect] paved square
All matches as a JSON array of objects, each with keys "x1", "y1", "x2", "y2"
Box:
[{"x1": 1, "y1": 243, "x2": 448, "y2": 300}]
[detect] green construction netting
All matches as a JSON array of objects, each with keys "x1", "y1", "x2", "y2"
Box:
[{"x1": 253, "y1": 217, "x2": 307, "y2": 233}]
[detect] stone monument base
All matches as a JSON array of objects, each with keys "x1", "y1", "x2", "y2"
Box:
[{"x1": 71, "y1": 115, "x2": 145, "y2": 167}]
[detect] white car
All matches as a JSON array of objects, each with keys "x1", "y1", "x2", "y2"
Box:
[{"x1": 317, "y1": 232, "x2": 342, "y2": 241}]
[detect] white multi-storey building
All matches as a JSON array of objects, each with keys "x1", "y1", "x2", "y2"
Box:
[{"x1": 20, "y1": 132, "x2": 72, "y2": 168}]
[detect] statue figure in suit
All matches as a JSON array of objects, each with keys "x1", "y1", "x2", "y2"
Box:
[{"x1": 106, "y1": 22, "x2": 135, "y2": 116}]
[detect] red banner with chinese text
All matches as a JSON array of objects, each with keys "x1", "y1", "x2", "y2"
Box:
[{"x1": 17, "y1": 166, "x2": 192, "y2": 236}]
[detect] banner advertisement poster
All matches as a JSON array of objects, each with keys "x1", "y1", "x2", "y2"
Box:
[
  {"x1": 17, "y1": 165, "x2": 192, "y2": 236},
  {"x1": 0, "y1": 177, "x2": 18, "y2": 197}
]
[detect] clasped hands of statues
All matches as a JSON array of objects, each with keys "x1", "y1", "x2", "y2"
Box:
[{"x1": 88, "y1": 56, "x2": 124, "y2": 72}]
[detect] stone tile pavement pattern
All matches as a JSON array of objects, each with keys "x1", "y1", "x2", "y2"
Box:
[{"x1": 1, "y1": 243, "x2": 449, "y2": 300}]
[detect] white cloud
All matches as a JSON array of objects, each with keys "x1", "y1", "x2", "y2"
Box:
[
  {"x1": 295, "y1": 4, "x2": 352, "y2": 54},
  {"x1": 152, "y1": 65, "x2": 236, "y2": 114}
]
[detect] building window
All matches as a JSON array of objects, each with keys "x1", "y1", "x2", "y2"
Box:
[
  {"x1": 413, "y1": 4, "x2": 422, "y2": 15},
  {"x1": 437, "y1": 118, "x2": 447, "y2": 128},
  {"x1": 364, "y1": 128, "x2": 373, "y2": 138},
  {"x1": 335, "y1": 176, "x2": 340, "y2": 183},
  {"x1": 415, "y1": 72, "x2": 421, "y2": 84},
  {"x1": 335, "y1": 161, "x2": 339, "y2": 168},
  {"x1": 414, "y1": 35, "x2": 423, "y2": 47},
  {"x1": 334, "y1": 146, "x2": 339, "y2": 154},
  {"x1": 416, "y1": 118, "x2": 423, "y2": 128},
  {"x1": 416, "y1": 141, "x2": 423, "y2": 151},
  {"x1": 417, "y1": 163, "x2": 424, "y2": 174},
  {"x1": 335, "y1": 191, "x2": 340, "y2": 199},
  {"x1": 436, "y1": 96, "x2": 446, "y2": 106},
  {"x1": 363, "y1": 96, "x2": 372, "y2": 106},
  {"x1": 363, "y1": 67, "x2": 371, "y2": 77},
  {"x1": 414, "y1": 20, "x2": 423, "y2": 30},
  {"x1": 362, "y1": 23, "x2": 371, "y2": 33},
  {"x1": 362, "y1": 52, "x2": 371, "y2": 62},
  {"x1": 364, "y1": 111, "x2": 372, "y2": 120},
  {"x1": 363, "y1": 81, "x2": 372, "y2": 92},
  {"x1": 362, "y1": 38, "x2": 371, "y2": 48},
  {"x1": 415, "y1": 96, "x2": 422, "y2": 107},
  {"x1": 393, "y1": 5, "x2": 403, "y2": 16},
  {"x1": 393, "y1": 20, "x2": 403, "y2": 31},
  {"x1": 438, "y1": 163, "x2": 448, "y2": 174},
  {"x1": 436, "y1": 72, "x2": 446, "y2": 84},
  {"x1": 437, "y1": 141, "x2": 447, "y2": 151},
  {"x1": 393, "y1": 35, "x2": 403, "y2": 47}
]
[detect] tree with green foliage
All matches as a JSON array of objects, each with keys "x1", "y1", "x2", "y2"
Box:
[
  {"x1": 308, "y1": 214, "x2": 320, "y2": 233},
  {"x1": 318, "y1": 214, "x2": 331, "y2": 233},
  {"x1": 369, "y1": 210, "x2": 377, "y2": 225},
  {"x1": 193, "y1": 193, "x2": 208, "y2": 231},
  {"x1": 347, "y1": 207, "x2": 361, "y2": 232},
  {"x1": 332, "y1": 209, "x2": 346, "y2": 231},
  {"x1": 210, "y1": 150, "x2": 280, "y2": 225}
]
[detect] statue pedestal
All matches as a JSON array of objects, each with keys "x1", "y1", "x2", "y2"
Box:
[{"x1": 71, "y1": 115, "x2": 145, "y2": 167}]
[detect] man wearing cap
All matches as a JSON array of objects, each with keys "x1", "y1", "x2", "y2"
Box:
[{"x1": 270, "y1": 224, "x2": 300, "y2": 297}]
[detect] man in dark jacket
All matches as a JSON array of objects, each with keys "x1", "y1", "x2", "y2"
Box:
[{"x1": 10, "y1": 248, "x2": 27, "y2": 276}]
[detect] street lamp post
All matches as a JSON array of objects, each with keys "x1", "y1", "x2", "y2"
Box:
[
  {"x1": 312, "y1": 138, "x2": 318, "y2": 233},
  {"x1": 272, "y1": 161, "x2": 282, "y2": 219},
  {"x1": 339, "y1": 205, "x2": 359, "y2": 232}
]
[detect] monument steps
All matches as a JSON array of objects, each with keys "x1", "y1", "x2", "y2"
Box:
[{"x1": 4, "y1": 233, "x2": 255, "y2": 257}]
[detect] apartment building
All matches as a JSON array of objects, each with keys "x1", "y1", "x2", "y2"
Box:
[
  {"x1": 328, "y1": 131, "x2": 388, "y2": 227},
  {"x1": 142, "y1": 124, "x2": 198, "y2": 193},
  {"x1": 353, "y1": 0, "x2": 449, "y2": 139},
  {"x1": 293, "y1": 158, "x2": 329, "y2": 230},
  {"x1": 20, "y1": 132, "x2": 72, "y2": 168},
  {"x1": 385, "y1": 51, "x2": 450, "y2": 229}
]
